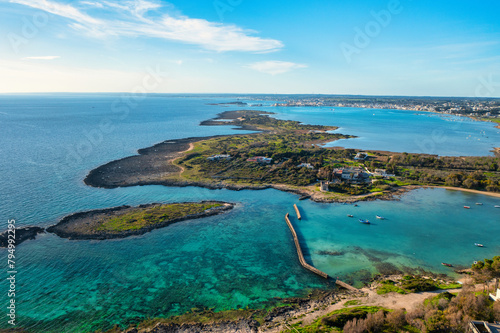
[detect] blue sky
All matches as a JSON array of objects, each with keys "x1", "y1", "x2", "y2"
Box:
[{"x1": 1, "y1": 0, "x2": 500, "y2": 96}]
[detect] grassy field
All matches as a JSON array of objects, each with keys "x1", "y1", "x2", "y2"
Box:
[
  {"x1": 376, "y1": 275, "x2": 462, "y2": 295},
  {"x1": 95, "y1": 202, "x2": 222, "y2": 232}
]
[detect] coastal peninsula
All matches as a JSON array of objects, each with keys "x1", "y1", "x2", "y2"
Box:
[
  {"x1": 85, "y1": 110, "x2": 500, "y2": 202},
  {"x1": 46, "y1": 201, "x2": 234, "y2": 240}
]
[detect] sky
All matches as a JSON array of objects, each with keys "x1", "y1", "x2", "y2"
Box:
[{"x1": 1, "y1": 0, "x2": 500, "y2": 96}]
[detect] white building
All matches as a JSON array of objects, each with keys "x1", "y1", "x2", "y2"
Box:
[
  {"x1": 490, "y1": 288, "x2": 500, "y2": 302},
  {"x1": 354, "y1": 152, "x2": 368, "y2": 160},
  {"x1": 207, "y1": 154, "x2": 231, "y2": 161},
  {"x1": 297, "y1": 163, "x2": 315, "y2": 169}
]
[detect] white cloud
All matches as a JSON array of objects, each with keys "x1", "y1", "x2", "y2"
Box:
[
  {"x1": 22, "y1": 56, "x2": 61, "y2": 60},
  {"x1": 247, "y1": 61, "x2": 307, "y2": 75},
  {"x1": 11, "y1": 0, "x2": 102, "y2": 25},
  {"x1": 9, "y1": 0, "x2": 283, "y2": 53},
  {"x1": 79, "y1": 1, "x2": 104, "y2": 8}
]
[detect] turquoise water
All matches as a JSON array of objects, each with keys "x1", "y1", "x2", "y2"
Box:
[{"x1": 0, "y1": 94, "x2": 499, "y2": 332}]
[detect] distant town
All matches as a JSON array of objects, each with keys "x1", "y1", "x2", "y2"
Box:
[{"x1": 239, "y1": 95, "x2": 500, "y2": 119}]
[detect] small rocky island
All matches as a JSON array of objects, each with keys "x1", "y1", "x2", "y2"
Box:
[{"x1": 46, "y1": 201, "x2": 234, "y2": 240}]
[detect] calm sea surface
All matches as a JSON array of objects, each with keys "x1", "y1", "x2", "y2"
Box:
[{"x1": 0, "y1": 94, "x2": 499, "y2": 332}]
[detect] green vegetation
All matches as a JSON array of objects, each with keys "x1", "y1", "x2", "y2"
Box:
[
  {"x1": 376, "y1": 275, "x2": 462, "y2": 295},
  {"x1": 472, "y1": 256, "x2": 500, "y2": 283},
  {"x1": 385, "y1": 153, "x2": 500, "y2": 192},
  {"x1": 95, "y1": 202, "x2": 222, "y2": 232},
  {"x1": 289, "y1": 306, "x2": 389, "y2": 332},
  {"x1": 339, "y1": 286, "x2": 500, "y2": 333},
  {"x1": 344, "y1": 300, "x2": 362, "y2": 307},
  {"x1": 377, "y1": 280, "x2": 407, "y2": 295}
]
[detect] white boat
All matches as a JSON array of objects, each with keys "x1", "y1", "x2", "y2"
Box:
[
  {"x1": 376, "y1": 215, "x2": 385, "y2": 220},
  {"x1": 495, "y1": 205, "x2": 500, "y2": 208},
  {"x1": 475, "y1": 243, "x2": 484, "y2": 247}
]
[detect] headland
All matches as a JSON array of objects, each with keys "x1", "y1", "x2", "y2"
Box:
[{"x1": 84, "y1": 110, "x2": 500, "y2": 203}]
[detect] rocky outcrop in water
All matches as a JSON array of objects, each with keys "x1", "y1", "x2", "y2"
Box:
[
  {"x1": 0, "y1": 226, "x2": 45, "y2": 247},
  {"x1": 46, "y1": 201, "x2": 234, "y2": 241}
]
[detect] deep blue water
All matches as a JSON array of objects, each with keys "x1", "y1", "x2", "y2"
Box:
[{"x1": 0, "y1": 94, "x2": 499, "y2": 332}]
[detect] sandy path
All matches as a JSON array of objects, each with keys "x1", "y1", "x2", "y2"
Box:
[{"x1": 429, "y1": 186, "x2": 500, "y2": 199}]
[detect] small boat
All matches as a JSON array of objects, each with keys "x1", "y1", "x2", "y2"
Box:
[
  {"x1": 442, "y1": 263, "x2": 453, "y2": 267},
  {"x1": 376, "y1": 215, "x2": 385, "y2": 220},
  {"x1": 298, "y1": 195, "x2": 310, "y2": 201},
  {"x1": 354, "y1": 204, "x2": 358, "y2": 207},
  {"x1": 476, "y1": 203, "x2": 483, "y2": 205},
  {"x1": 495, "y1": 205, "x2": 500, "y2": 208},
  {"x1": 475, "y1": 243, "x2": 484, "y2": 247},
  {"x1": 359, "y1": 219, "x2": 370, "y2": 224},
  {"x1": 464, "y1": 206, "x2": 470, "y2": 209},
  {"x1": 347, "y1": 214, "x2": 354, "y2": 218}
]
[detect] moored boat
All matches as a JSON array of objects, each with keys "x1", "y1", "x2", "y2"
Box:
[
  {"x1": 347, "y1": 214, "x2": 353, "y2": 218},
  {"x1": 464, "y1": 206, "x2": 470, "y2": 209},
  {"x1": 442, "y1": 263, "x2": 453, "y2": 267},
  {"x1": 359, "y1": 219, "x2": 370, "y2": 224},
  {"x1": 376, "y1": 215, "x2": 385, "y2": 220},
  {"x1": 495, "y1": 205, "x2": 500, "y2": 208},
  {"x1": 476, "y1": 203, "x2": 483, "y2": 205},
  {"x1": 474, "y1": 243, "x2": 484, "y2": 247}
]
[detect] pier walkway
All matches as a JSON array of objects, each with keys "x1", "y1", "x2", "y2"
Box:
[
  {"x1": 293, "y1": 204, "x2": 301, "y2": 220},
  {"x1": 285, "y1": 213, "x2": 328, "y2": 279},
  {"x1": 335, "y1": 279, "x2": 358, "y2": 292},
  {"x1": 284, "y1": 213, "x2": 358, "y2": 292}
]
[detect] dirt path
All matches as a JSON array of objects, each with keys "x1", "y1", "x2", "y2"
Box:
[{"x1": 173, "y1": 142, "x2": 195, "y2": 174}]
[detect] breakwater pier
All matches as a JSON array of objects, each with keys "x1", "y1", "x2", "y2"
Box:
[
  {"x1": 285, "y1": 211, "x2": 358, "y2": 292},
  {"x1": 285, "y1": 213, "x2": 328, "y2": 279}
]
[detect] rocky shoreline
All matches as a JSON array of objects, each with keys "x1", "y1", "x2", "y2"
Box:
[
  {"x1": 46, "y1": 201, "x2": 234, "y2": 240},
  {"x1": 114, "y1": 288, "x2": 359, "y2": 333}
]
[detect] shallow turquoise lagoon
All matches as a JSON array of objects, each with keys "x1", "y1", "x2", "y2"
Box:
[
  {"x1": 0, "y1": 95, "x2": 499, "y2": 332},
  {"x1": 0, "y1": 187, "x2": 499, "y2": 332}
]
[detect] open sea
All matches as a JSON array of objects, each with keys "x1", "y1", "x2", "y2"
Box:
[{"x1": 0, "y1": 94, "x2": 499, "y2": 332}]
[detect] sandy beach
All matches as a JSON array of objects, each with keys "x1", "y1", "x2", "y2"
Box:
[{"x1": 429, "y1": 186, "x2": 500, "y2": 198}]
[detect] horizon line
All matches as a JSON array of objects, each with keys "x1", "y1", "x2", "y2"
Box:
[{"x1": 0, "y1": 92, "x2": 499, "y2": 99}]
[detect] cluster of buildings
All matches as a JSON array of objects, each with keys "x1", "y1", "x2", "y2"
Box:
[
  {"x1": 332, "y1": 167, "x2": 370, "y2": 183},
  {"x1": 266, "y1": 97, "x2": 500, "y2": 117}
]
